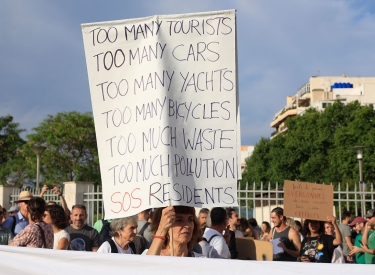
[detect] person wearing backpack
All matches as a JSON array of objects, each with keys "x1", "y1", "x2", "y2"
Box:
[
  {"x1": 97, "y1": 216, "x2": 138, "y2": 254},
  {"x1": 137, "y1": 209, "x2": 152, "y2": 246},
  {"x1": 202, "y1": 207, "x2": 231, "y2": 259}
]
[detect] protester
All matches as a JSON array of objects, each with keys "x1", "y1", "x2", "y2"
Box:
[
  {"x1": 237, "y1": 218, "x2": 253, "y2": 238},
  {"x1": 137, "y1": 209, "x2": 152, "y2": 246},
  {"x1": 361, "y1": 209, "x2": 375, "y2": 264},
  {"x1": 347, "y1": 216, "x2": 367, "y2": 264},
  {"x1": 65, "y1": 204, "x2": 100, "y2": 251},
  {"x1": 260, "y1": 221, "x2": 271, "y2": 241},
  {"x1": 338, "y1": 210, "x2": 354, "y2": 263},
  {"x1": 286, "y1": 217, "x2": 303, "y2": 242},
  {"x1": 267, "y1": 207, "x2": 301, "y2": 261},
  {"x1": 248, "y1": 218, "x2": 262, "y2": 237},
  {"x1": 97, "y1": 216, "x2": 137, "y2": 254},
  {"x1": 3, "y1": 191, "x2": 32, "y2": 235},
  {"x1": 40, "y1": 184, "x2": 70, "y2": 220},
  {"x1": 203, "y1": 207, "x2": 231, "y2": 259},
  {"x1": 44, "y1": 204, "x2": 70, "y2": 249},
  {"x1": 9, "y1": 197, "x2": 53, "y2": 248},
  {"x1": 226, "y1": 208, "x2": 240, "y2": 259},
  {"x1": 0, "y1": 205, "x2": 13, "y2": 245},
  {"x1": 198, "y1": 208, "x2": 210, "y2": 235},
  {"x1": 145, "y1": 206, "x2": 202, "y2": 257},
  {"x1": 324, "y1": 222, "x2": 335, "y2": 236},
  {"x1": 299, "y1": 216, "x2": 342, "y2": 263},
  {"x1": 7, "y1": 205, "x2": 20, "y2": 217}
]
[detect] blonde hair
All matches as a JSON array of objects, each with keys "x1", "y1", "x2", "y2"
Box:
[{"x1": 285, "y1": 217, "x2": 298, "y2": 231}]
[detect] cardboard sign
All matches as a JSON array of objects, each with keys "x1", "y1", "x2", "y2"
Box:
[
  {"x1": 81, "y1": 10, "x2": 240, "y2": 219},
  {"x1": 284, "y1": 180, "x2": 333, "y2": 221}
]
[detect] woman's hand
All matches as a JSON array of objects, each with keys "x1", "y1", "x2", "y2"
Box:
[
  {"x1": 156, "y1": 206, "x2": 175, "y2": 237},
  {"x1": 349, "y1": 246, "x2": 363, "y2": 256},
  {"x1": 327, "y1": 215, "x2": 337, "y2": 225},
  {"x1": 300, "y1": 256, "x2": 310, "y2": 262}
]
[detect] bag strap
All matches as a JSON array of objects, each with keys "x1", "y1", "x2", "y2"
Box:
[
  {"x1": 129, "y1": 242, "x2": 136, "y2": 254},
  {"x1": 138, "y1": 222, "x2": 150, "y2": 237},
  {"x1": 11, "y1": 216, "x2": 16, "y2": 235},
  {"x1": 207, "y1": 234, "x2": 219, "y2": 243},
  {"x1": 35, "y1": 224, "x2": 47, "y2": 248},
  {"x1": 108, "y1": 238, "x2": 118, "y2": 253}
]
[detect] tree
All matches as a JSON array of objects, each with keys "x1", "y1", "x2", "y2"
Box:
[
  {"x1": 0, "y1": 115, "x2": 25, "y2": 184},
  {"x1": 26, "y1": 111, "x2": 100, "y2": 184},
  {"x1": 242, "y1": 101, "x2": 375, "y2": 186}
]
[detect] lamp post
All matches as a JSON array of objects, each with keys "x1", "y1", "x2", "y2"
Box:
[
  {"x1": 32, "y1": 145, "x2": 46, "y2": 190},
  {"x1": 349, "y1": 146, "x2": 369, "y2": 216}
]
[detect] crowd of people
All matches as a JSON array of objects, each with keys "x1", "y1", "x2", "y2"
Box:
[{"x1": 0, "y1": 186, "x2": 374, "y2": 265}]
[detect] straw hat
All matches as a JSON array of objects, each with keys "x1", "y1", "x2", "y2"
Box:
[{"x1": 14, "y1": 191, "x2": 33, "y2": 203}]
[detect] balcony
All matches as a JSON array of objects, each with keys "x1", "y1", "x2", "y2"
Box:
[{"x1": 270, "y1": 108, "x2": 297, "y2": 128}]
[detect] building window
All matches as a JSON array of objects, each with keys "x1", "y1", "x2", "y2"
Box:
[{"x1": 322, "y1": 103, "x2": 327, "y2": 108}]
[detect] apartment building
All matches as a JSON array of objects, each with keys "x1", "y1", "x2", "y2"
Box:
[
  {"x1": 270, "y1": 75, "x2": 375, "y2": 139},
  {"x1": 241, "y1": 145, "x2": 254, "y2": 173}
]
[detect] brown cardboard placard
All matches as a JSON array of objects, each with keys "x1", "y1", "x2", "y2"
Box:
[{"x1": 284, "y1": 180, "x2": 333, "y2": 221}]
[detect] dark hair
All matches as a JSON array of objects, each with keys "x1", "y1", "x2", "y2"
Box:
[
  {"x1": 248, "y1": 218, "x2": 258, "y2": 227},
  {"x1": 341, "y1": 210, "x2": 351, "y2": 221},
  {"x1": 46, "y1": 204, "x2": 68, "y2": 229},
  {"x1": 72, "y1": 204, "x2": 86, "y2": 213},
  {"x1": 210, "y1": 207, "x2": 227, "y2": 226},
  {"x1": 199, "y1": 208, "x2": 209, "y2": 215},
  {"x1": 226, "y1": 208, "x2": 236, "y2": 219},
  {"x1": 303, "y1": 219, "x2": 325, "y2": 236},
  {"x1": 150, "y1": 206, "x2": 200, "y2": 250},
  {"x1": 271, "y1": 207, "x2": 284, "y2": 217},
  {"x1": 237, "y1": 218, "x2": 250, "y2": 232},
  {"x1": 28, "y1": 197, "x2": 46, "y2": 222},
  {"x1": 261, "y1": 221, "x2": 271, "y2": 233}
]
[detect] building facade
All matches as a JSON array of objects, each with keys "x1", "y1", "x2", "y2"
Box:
[{"x1": 270, "y1": 75, "x2": 375, "y2": 138}]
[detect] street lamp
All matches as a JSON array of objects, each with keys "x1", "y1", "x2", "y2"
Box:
[
  {"x1": 31, "y1": 145, "x2": 46, "y2": 190},
  {"x1": 349, "y1": 145, "x2": 369, "y2": 216}
]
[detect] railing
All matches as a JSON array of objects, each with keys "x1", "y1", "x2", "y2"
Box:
[
  {"x1": 10, "y1": 188, "x2": 61, "y2": 205},
  {"x1": 9, "y1": 181, "x2": 375, "y2": 226},
  {"x1": 237, "y1": 182, "x2": 375, "y2": 223}
]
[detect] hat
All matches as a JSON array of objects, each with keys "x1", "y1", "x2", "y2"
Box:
[
  {"x1": 349, "y1": 216, "x2": 367, "y2": 226},
  {"x1": 7, "y1": 205, "x2": 20, "y2": 213},
  {"x1": 14, "y1": 191, "x2": 33, "y2": 203},
  {"x1": 365, "y1": 209, "x2": 375, "y2": 219}
]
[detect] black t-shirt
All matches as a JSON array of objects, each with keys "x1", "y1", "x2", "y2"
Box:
[{"x1": 300, "y1": 234, "x2": 336, "y2": 263}]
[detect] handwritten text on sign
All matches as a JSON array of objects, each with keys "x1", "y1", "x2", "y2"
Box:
[
  {"x1": 82, "y1": 10, "x2": 239, "y2": 219},
  {"x1": 284, "y1": 180, "x2": 333, "y2": 221}
]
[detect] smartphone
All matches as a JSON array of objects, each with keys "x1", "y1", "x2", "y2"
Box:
[{"x1": 47, "y1": 185, "x2": 54, "y2": 190}]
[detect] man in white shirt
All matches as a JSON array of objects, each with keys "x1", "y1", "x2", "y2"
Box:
[{"x1": 203, "y1": 207, "x2": 231, "y2": 259}]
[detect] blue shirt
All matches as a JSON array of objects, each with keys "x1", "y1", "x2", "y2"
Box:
[{"x1": 3, "y1": 211, "x2": 28, "y2": 235}]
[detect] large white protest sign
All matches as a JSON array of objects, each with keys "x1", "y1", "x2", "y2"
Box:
[{"x1": 81, "y1": 10, "x2": 240, "y2": 219}]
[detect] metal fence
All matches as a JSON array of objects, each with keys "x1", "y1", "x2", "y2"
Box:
[
  {"x1": 10, "y1": 188, "x2": 61, "y2": 205},
  {"x1": 9, "y1": 182, "x2": 375, "y2": 226},
  {"x1": 237, "y1": 182, "x2": 375, "y2": 223}
]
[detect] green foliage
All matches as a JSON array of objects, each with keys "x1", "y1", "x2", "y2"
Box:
[
  {"x1": 26, "y1": 111, "x2": 100, "y2": 184},
  {"x1": 243, "y1": 101, "x2": 375, "y2": 187},
  {"x1": 0, "y1": 115, "x2": 26, "y2": 183}
]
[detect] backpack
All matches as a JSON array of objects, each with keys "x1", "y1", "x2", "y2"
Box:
[
  {"x1": 108, "y1": 238, "x2": 136, "y2": 254},
  {"x1": 11, "y1": 216, "x2": 16, "y2": 235},
  {"x1": 132, "y1": 222, "x2": 150, "y2": 254},
  {"x1": 99, "y1": 219, "x2": 148, "y2": 254},
  {"x1": 99, "y1": 219, "x2": 111, "y2": 244}
]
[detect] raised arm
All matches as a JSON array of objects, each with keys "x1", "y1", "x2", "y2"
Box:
[
  {"x1": 328, "y1": 216, "x2": 342, "y2": 246},
  {"x1": 147, "y1": 206, "x2": 175, "y2": 255}
]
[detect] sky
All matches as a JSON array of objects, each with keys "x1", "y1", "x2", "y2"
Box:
[{"x1": 2, "y1": 0, "x2": 375, "y2": 145}]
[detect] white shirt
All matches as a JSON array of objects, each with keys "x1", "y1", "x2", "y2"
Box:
[
  {"x1": 97, "y1": 237, "x2": 133, "y2": 254},
  {"x1": 203, "y1": 228, "x2": 230, "y2": 259},
  {"x1": 235, "y1": 230, "x2": 244, "y2": 237},
  {"x1": 53, "y1": 230, "x2": 70, "y2": 249}
]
